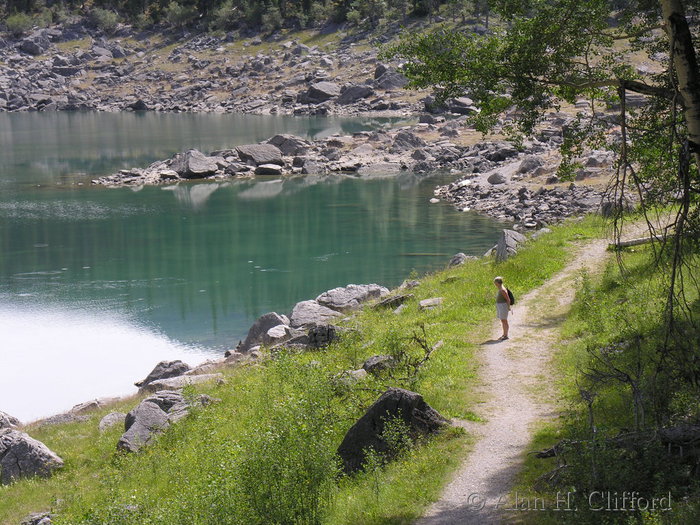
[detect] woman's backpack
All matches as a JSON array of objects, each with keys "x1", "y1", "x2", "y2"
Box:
[{"x1": 506, "y1": 288, "x2": 515, "y2": 305}]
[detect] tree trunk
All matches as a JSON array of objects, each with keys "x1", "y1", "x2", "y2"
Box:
[{"x1": 660, "y1": 0, "x2": 700, "y2": 171}]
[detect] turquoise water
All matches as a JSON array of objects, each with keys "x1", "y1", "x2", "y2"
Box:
[{"x1": 0, "y1": 112, "x2": 503, "y2": 421}]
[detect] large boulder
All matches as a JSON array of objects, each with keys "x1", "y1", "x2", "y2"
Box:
[
  {"x1": 306, "y1": 81, "x2": 341, "y2": 102},
  {"x1": 316, "y1": 284, "x2": 389, "y2": 312},
  {"x1": 337, "y1": 388, "x2": 447, "y2": 473},
  {"x1": 170, "y1": 149, "x2": 219, "y2": 178},
  {"x1": 239, "y1": 312, "x2": 290, "y2": 352},
  {"x1": 447, "y1": 97, "x2": 478, "y2": 115},
  {"x1": 495, "y1": 229, "x2": 527, "y2": 262},
  {"x1": 267, "y1": 134, "x2": 310, "y2": 156},
  {"x1": 337, "y1": 85, "x2": 375, "y2": 105},
  {"x1": 116, "y1": 391, "x2": 210, "y2": 452},
  {"x1": 0, "y1": 411, "x2": 20, "y2": 430},
  {"x1": 236, "y1": 144, "x2": 283, "y2": 166},
  {"x1": 391, "y1": 131, "x2": 427, "y2": 152},
  {"x1": 136, "y1": 360, "x2": 191, "y2": 388},
  {"x1": 289, "y1": 300, "x2": 342, "y2": 328},
  {"x1": 374, "y1": 70, "x2": 409, "y2": 90},
  {"x1": 117, "y1": 397, "x2": 171, "y2": 453},
  {"x1": 19, "y1": 33, "x2": 50, "y2": 56},
  {"x1": 0, "y1": 429, "x2": 64, "y2": 484}
]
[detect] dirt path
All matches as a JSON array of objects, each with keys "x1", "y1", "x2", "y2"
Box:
[{"x1": 416, "y1": 237, "x2": 613, "y2": 525}]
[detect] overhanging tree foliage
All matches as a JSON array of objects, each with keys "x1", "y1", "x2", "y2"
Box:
[{"x1": 388, "y1": 0, "x2": 699, "y2": 380}]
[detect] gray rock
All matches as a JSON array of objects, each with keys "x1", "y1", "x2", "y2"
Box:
[
  {"x1": 99, "y1": 412, "x2": 127, "y2": 433},
  {"x1": 307, "y1": 324, "x2": 338, "y2": 348},
  {"x1": 448, "y1": 252, "x2": 469, "y2": 267},
  {"x1": 236, "y1": 144, "x2": 283, "y2": 166},
  {"x1": 21, "y1": 511, "x2": 53, "y2": 525},
  {"x1": 316, "y1": 283, "x2": 389, "y2": 312},
  {"x1": 337, "y1": 388, "x2": 447, "y2": 473},
  {"x1": 262, "y1": 324, "x2": 292, "y2": 346},
  {"x1": 140, "y1": 373, "x2": 224, "y2": 393},
  {"x1": 239, "y1": 312, "x2": 290, "y2": 352},
  {"x1": 392, "y1": 131, "x2": 427, "y2": 152},
  {"x1": 19, "y1": 35, "x2": 50, "y2": 56},
  {"x1": 373, "y1": 293, "x2": 413, "y2": 310},
  {"x1": 0, "y1": 411, "x2": 20, "y2": 430},
  {"x1": 255, "y1": 163, "x2": 284, "y2": 175},
  {"x1": 374, "y1": 70, "x2": 409, "y2": 90},
  {"x1": 487, "y1": 172, "x2": 507, "y2": 185},
  {"x1": 170, "y1": 149, "x2": 219, "y2": 178},
  {"x1": 0, "y1": 429, "x2": 64, "y2": 484},
  {"x1": 518, "y1": 155, "x2": 543, "y2": 173},
  {"x1": 289, "y1": 300, "x2": 342, "y2": 328},
  {"x1": 419, "y1": 297, "x2": 444, "y2": 310},
  {"x1": 116, "y1": 399, "x2": 170, "y2": 452},
  {"x1": 306, "y1": 81, "x2": 341, "y2": 102},
  {"x1": 337, "y1": 85, "x2": 374, "y2": 105},
  {"x1": 496, "y1": 229, "x2": 527, "y2": 262},
  {"x1": 447, "y1": 97, "x2": 478, "y2": 115},
  {"x1": 135, "y1": 360, "x2": 191, "y2": 388},
  {"x1": 362, "y1": 355, "x2": 396, "y2": 374},
  {"x1": 267, "y1": 134, "x2": 310, "y2": 156}
]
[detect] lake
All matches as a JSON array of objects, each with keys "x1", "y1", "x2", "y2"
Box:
[{"x1": 0, "y1": 112, "x2": 505, "y2": 422}]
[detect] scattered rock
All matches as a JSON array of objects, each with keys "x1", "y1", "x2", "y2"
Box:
[
  {"x1": 0, "y1": 429, "x2": 64, "y2": 484},
  {"x1": 21, "y1": 511, "x2": 54, "y2": 525},
  {"x1": 289, "y1": 300, "x2": 343, "y2": 328},
  {"x1": 135, "y1": 360, "x2": 191, "y2": 388},
  {"x1": 236, "y1": 144, "x2": 283, "y2": 166},
  {"x1": 139, "y1": 373, "x2": 224, "y2": 394},
  {"x1": 337, "y1": 388, "x2": 447, "y2": 473},
  {"x1": 448, "y1": 252, "x2": 475, "y2": 267},
  {"x1": 362, "y1": 355, "x2": 395, "y2": 374},
  {"x1": 316, "y1": 283, "x2": 389, "y2": 312},
  {"x1": 99, "y1": 412, "x2": 127, "y2": 433},
  {"x1": 117, "y1": 391, "x2": 212, "y2": 452},
  {"x1": 487, "y1": 172, "x2": 507, "y2": 185},
  {"x1": 239, "y1": 312, "x2": 290, "y2": 352},
  {"x1": 419, "y1": 297, "x2": 444, "y2": 310},
  {"x1": 373, "y1": 293, "x2": 413, "y2": 310},
  {"x1": 307, "y1": 324, "x2": 338, "y2": 348},
  {"x1": 170, "y1": 149, "x2": 220, "y2": 178},
  {"x1": 495, "y1": 229, "x2": 527, "y2": 262}
]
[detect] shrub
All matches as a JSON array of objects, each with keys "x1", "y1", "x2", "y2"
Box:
[
  {"x1": 210, "y1": 0, "x2": 242, "y2": 30},
  {"x1": 88, "y1": 8, "x2": 120, "y2": 34},
  {"x1": 5, "y1": 12, "x2": 33, "y2": 36},
  {"x1": 164, "y1": 1, "x2": 198, "y2": 28}
]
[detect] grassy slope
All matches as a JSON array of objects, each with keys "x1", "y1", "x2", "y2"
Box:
[{"x1": 0, "y1": 216, "x2": 604, "y2": 525}]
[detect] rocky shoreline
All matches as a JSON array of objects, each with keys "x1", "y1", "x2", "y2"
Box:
[{"x1": 93, "y1": 107, "x2": 614, "y2": 229}]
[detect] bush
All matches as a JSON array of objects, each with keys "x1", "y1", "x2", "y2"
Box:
[
  {"x1": 5, "y1": 12, "x2": 33, "y2": 36},
  {"x1": 210, "y1": 0, "x2": 242, "y2": 30},
  {"x1": 164, "y1": 1, "x2": 198, "y2": 28},
  {"x1": 261, "y1": 5, "x2": 282, "y2": 33},
  {"x1": 88, "y1": 8, "x2": 120, "y2": 34}
]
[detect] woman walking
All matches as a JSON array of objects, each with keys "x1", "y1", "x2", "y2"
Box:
[{"x1": 494, "y1": 276, "x2": 511, "y2": 340}]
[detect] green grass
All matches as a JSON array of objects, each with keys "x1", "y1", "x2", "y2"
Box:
[{"x1": 0, "y1": 216, "x2": 605, "y2": 525}]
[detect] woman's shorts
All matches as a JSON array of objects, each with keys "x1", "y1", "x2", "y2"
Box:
[{"x1": 496, "y1": 303, "x2": 510, "y2": 320}]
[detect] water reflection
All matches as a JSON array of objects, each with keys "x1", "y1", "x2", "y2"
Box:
[{"x1": 0, "y1": 303, "x2": 211, "y2": 422}]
